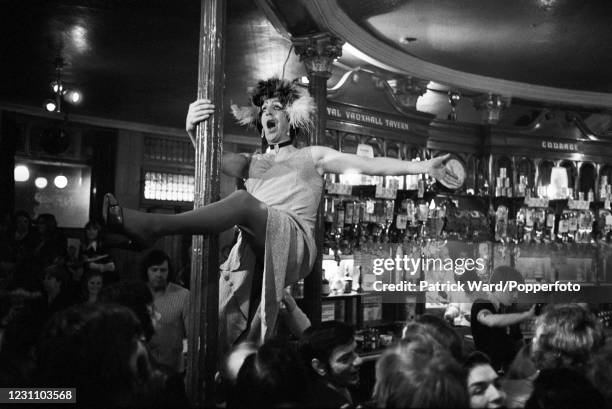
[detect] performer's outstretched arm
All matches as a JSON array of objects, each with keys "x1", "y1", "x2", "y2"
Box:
[{"x1": 310, "y1": 146, "x2": 461, "y2": 189}]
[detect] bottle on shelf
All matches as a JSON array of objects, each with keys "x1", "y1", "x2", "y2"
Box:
[
  {"x1": 533, "y1": 208, "x2": 547, "y2": 243},
  {"x1": 343, "y1": 265, "x2": 353, "y2": 294},
  {"x1": 545, "y1": 209, "x2": 556, "y2": 242},
  {"x1": 322, "y1": 273, "x2": 330, "y2": 297},
  {"x1": 558, "y1": 210, "x2": 570, "y2": 243},
  {"x1": 568, "y1": 210, "x2": 578, "y2": 242},
  {"x1": 417, "y1": 177, "x2": 425, "y2": 199},
  {"x1": 516, "y1": 205, "x2": 527, "y2": 243},
  {"x1": 577, "y1": 209, "x2": 594, "y2": 243},
  {"x1": 588, "y1": 188, "x2": 595, "y2": 202},
  {"x1": 524, "y1": 206, "x2": 535, "y2": 243},
  {"x1": 495, "y1": 205, "x2": 509, "y2": 242}
]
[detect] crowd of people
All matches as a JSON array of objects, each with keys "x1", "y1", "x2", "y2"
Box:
[
  {"x1": 0, "y1": 78, "x2": 610, "y2": 407},
  {"x1": 0, "y1": 212, "x2": 191, "y2": 407},
  {"x1": 0, "y1": 212, "x2": 610, "y2": 408}
]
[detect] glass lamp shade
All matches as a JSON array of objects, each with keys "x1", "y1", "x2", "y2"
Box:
[{"x1": 550, "y1": 166, "x2": 569, "y2": 199}]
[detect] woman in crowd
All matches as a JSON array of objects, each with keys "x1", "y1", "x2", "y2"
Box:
[
  {"x1": 80, "y1": 220, "x2": 117, "y2": 284},
  {"x1": 103, "y1": 78, "x2": 460, "y2": 350},
  {"x1": 531, "y1": 303, "x2": 605, "y2": 374},
  {"x1": 82, "y1": 270, "x2": 103, "y2": 304}
]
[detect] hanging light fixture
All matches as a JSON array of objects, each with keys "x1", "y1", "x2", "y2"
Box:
[
  {"x1": 43, "y1": 57, "x2": 83, "y2": 113},
  {"x1": 447, "y1": 91, "x2": 461, "y2": 121}
]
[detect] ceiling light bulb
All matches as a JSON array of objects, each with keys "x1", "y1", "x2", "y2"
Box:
[
  {"x1": 51, "y1": 81, "x2": 64, "y2": 94},
  {"x1": 54, "y1": 175, "x2": 68, "y2": 189},
  {"x1": 44, "y1": 99, "x2": 57, "y2": 112},
  {"x1": 14, "y1": 165, "x2": 30, "y2": 182},
  {"x1": 66, "y1": 90, "x2": 82, "y2": 104},
  {"x1": 35, "y1": 177, "x2": 48, "y2": 189}
]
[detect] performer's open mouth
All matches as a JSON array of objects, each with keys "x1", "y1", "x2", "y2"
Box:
[{"x1": 266, "y1": 119, "x2": 276, "y2": 132}]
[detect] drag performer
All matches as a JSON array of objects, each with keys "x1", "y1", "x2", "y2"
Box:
[{"x1": 103, "y1": 78, "x2": 460, "y2": 352}]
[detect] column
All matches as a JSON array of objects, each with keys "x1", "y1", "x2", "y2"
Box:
[
  {"x1": 293, "y1": 33, "x2": 344, "y2": 145},
  {"x1": 394, "y1": 76, "x2": 429, "y2": 110},
  {"x1": 186, "y1": 0, "x2": 226, "y2": 407},
  {"x1": 293, "y1": 33, "x2": 343, "y2": 323}
]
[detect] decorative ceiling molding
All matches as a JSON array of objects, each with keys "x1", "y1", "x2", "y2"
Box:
[{"x1": 304, "y1": 0, "x2": 612, "y2": 109}]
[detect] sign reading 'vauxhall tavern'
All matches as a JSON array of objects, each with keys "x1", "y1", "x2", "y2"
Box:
[{"x1": 326, "y1": 103, "x2": 412, "y2": 132}]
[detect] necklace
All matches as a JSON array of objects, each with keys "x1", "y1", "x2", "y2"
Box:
[{"x1": 270, "y1": 139, "x2": 293, "y2": 152}]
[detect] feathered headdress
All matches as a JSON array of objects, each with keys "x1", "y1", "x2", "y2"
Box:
[{"x1": 230, "y1": 78, "x2": 315, "y2": 134}]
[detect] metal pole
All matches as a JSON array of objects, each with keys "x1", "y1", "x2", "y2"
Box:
[{"x1": 186, "y1": 0, "x2": 226, "y2": 407}]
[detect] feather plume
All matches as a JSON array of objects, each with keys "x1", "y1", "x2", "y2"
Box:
[
  {"x1": 230, "y1": 104, "x2": 259, "y2": 127},
  {"x1": 285, "y1": 87, "x2": 315, "y2": 133},
  {"x1": 232, "y1": 78, "x2": 315, "y2": 134}
]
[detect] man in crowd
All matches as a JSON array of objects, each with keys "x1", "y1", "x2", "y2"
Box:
[
  {"x1": 142, "y1": 250, "x2": 189, "y2": 374},
  {"x1": 470, "y1": 266, "x2": 535, "y2": 372},
  {"x1": 464, "y1": 352, "x2": 506, "y2": 409},
  {"x1": 298, "y1": 321, "x2": 363, "y2": 408}
]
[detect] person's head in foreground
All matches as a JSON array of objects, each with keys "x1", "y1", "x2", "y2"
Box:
[
  {"x1": 588, "y1": 345, "x2": 612, "y2": 409},
  {"x1": 298, "y1": 320, "x2": 362, "y2": 388},
  {"x1": 99, "y1": 280, "x2": 159, "y2": 342},
  {"x1": 464, "y1": 351, "x2": 506, "y2": 409},
  {"x1": 37, "y1": 303, "x2": 154, "y2": 408},
  {"x1": 217, "y1": 342, "x2": 258, "y2": 407},
  {"x1": 373, "y1": 335, "x2": 469, "y2": 408},
  {"x1": 413, "y1": 314, "x2": 464, "y2": 362},
  {"x1": 531, "y1": 303, "x2": 605, "y2": 373},
  {"x1": 525, "y1": 367, "x2": 605, "y2": 409},
  {"x1": 233, "y1": 338, "x2": 307, "y2": 408}
]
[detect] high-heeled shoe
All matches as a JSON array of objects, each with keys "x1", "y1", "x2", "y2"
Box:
[
  {"x1": 102, "y1": 193, "x2": 148, "y2": 251},
  {"x1": 103, "y1": 193, "x2": 125, "y2": 234}
]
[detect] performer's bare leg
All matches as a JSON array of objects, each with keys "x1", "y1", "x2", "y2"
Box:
[{"x1": 112, "y1": 190, "x2": 268, "y2": 248}]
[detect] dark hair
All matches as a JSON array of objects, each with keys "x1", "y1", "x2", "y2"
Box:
[
  {"x1": 250, "y1": 78, "x2": 301, "y2": 108},
  {"x1": 525, "y1": 367, "x2": 605, "y2": 409},
  {"x1": 416, "y1": 314, "x2": 464, "y2": 362},
  {"x1": 463, "y1": 351, "x2": 492, "y2": 371},
  {"x1": 99, "y1": 280, "x2": 155, "y2": 341},
  {"x1": 299, "y1": 321, "x2": 354, "y2": 371},
  {"x1": 12, "y1": 210, "x2": 31, "y2": 223},
  {"x1": 588, "y1": 346, "x2": 612, "y2": 409},
  {"x1": 532, "y1": 303, "x2": 605, "y2": 373},
  {"x1": 140, "y1": 249, "x2": 172, "y2": 283},
  {"x1": 43, "y1": 263, "x2": 69, "y2": 285},
  {"x1": 234, "y1": 339, "x2": 307, "y2": 409},
  {"x1": 490, "y1": 265, "x2": 525, "y2": 285},
  {"x1": 373, "y1": 338, "x2": 469, "y2": 409},
  {"x1": 84, "y1": 220, "x2": 101, "y2": 232},
  {"x1": 454, "y1": 268, "x2": 481, "y2": 294},
  {"x1": 37, "y1": 303, "x2": 149, "y2": 408},
  {"x1": 506, "y1": 343, "x2": 537, "y2": 380},
  {"x1": 36, "y1": 213, "x2": 58, "y2": 229}
]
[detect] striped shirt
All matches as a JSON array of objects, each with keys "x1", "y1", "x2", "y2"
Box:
[{"x1": 149, "y1": 282, "x2": 189, "y2": 373}]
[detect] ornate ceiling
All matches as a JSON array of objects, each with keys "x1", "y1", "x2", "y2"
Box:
[{"x1": 1, "y1": 0, "x2": 611, "y2": 133}]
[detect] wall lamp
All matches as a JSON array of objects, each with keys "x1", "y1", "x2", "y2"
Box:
[{"x1": 43, "y1": 57, "x2": 82, "y2": 113}]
